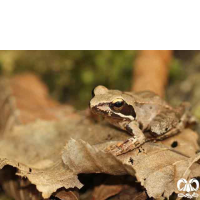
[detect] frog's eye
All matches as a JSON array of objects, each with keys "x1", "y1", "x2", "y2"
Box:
[{"x1": 111, "y1": 98, "x2": 125, "y2": 111}]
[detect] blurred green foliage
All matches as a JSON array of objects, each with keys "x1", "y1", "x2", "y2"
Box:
[
  {"x1": 0, "y1": 191, "x2": 13, "y2": 200},
  {"x1": 169, "y1": 58, "x2": 184, "y2": 82},
  {"x1": 0, "y1": 50, "x2": 137, "y2": 109},
  {"x1": 0, "y1": 50, "x2": 187, "y2": 110}
]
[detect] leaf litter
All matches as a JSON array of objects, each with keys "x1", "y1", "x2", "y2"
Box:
[{"x1": 0, "y1": 74, "x2": 199, "y2": 199}]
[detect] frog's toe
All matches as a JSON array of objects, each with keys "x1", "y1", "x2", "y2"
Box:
[{"x1": 106, "y1": 138, "x2": 140, "y2": 156}]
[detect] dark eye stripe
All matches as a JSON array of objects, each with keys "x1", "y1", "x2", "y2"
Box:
[
  {"x1": 120, "y1": 104, "x2": 136, "y2": 118},
  {"x1": 109, "y1": 101, "x2": 136, "y2": 119}
]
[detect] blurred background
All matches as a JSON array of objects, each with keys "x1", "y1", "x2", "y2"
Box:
[
  {"x1": 0, "y1": 50, "x2": 199, "y2": 120},
  {"x1": 0, "y1": 51, "x2": 136, "y2": 109},
  {"x1": 0, "y1": 50, "x2": 200, "y2": 200}
]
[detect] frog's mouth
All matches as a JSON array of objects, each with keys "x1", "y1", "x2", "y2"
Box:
[
  {"x1": 91, "y1": 104, "x2": 114, "y2": 116},
  {"x1": 91, "y1": 104, "x2": 131, "y2": 121}
]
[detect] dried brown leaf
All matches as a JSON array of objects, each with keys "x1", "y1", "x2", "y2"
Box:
[
  {"x1": 62, "y1": 139, "x2": 129, "y2": 175},
  {"x1": 0, "y1": 74, "x2": 75, "y2": 136},
  {"x1": 0, "y1": 112, "x2": 129, "y2": 198},
  {"x1": 0, "y1": 94, "x2": 130, "y2": 198},
  {"x1": 0, "y1": 167, "x2": 43, "y2": 200},
  {"x1": 55, "y1": 189, "x2": 79, "y2": 200},
  {"x1": 0, "y1": 158, "x2": 82, "y2": 199},
  {"x1": 109, "y1": 189, "x2": 148, "y2": 200},
  {"x1": 161, "y1": 128, "x2": 199, "y2": 157},
  {"x1": 62, "y1": 129, "x2": 200, "y2": 199},
  {"x1": 92, "y1": 176, "x2": 145, "y2": 200},
  {"x1": 92, "y1": 177, "x2": 124, "y2": 200},
  {"x1": 0, "y1": 74, "x2": 199, "y2": 200}
]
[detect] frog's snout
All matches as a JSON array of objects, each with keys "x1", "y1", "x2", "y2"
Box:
[
  {"x1": 89, "y1": 101, "x2": 92, "y2": 108},
  {"x1": 89, "y1": 99, "x2": 94, "y2": 109}
]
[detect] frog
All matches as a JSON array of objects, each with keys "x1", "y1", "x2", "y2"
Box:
[{"x1": 89, "y1": 85, "x2": 195, "y2": 156}]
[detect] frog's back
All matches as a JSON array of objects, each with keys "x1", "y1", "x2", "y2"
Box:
[{"x1": 125, "y1": 90, "x2": 170, "y2": 108}]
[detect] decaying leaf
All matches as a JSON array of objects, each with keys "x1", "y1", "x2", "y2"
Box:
[
  {"x1": 0, "y1": 74, "x2": 130, "y2": 198},
  {"x1": 0, "y1": 74, "x2": 199, "y2": 199},
  {"x1": 92, "y1": 176, "x2": 145, "y2": 200},
  {"x1": 93, "y1": 180, "x2": 123, "y2": 200},
  {"x1": 0, "y1": 166, "x2": 43, "y2": 200},
  {"x1": 54, "y1": 188, "x2": 79, "y2": 200},
  {"x1": 0, "y1": 73, "x2": 76, "y2": 136},
  {"x1": 62, "y1": 129, "x2": 200, "y2": 199},
  {"x1": 161, "y1": 128, "x2": 199, "y2": 157},
  {"x1": 109, "y1": 188, "x2": 148, "y2": 200}
]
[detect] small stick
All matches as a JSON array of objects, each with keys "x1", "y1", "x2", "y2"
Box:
[{"x1": 132, "y1": 50, "x2": 173, "y2": 97}]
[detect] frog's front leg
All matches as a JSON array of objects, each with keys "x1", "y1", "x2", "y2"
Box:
[{"x1": 108, "y1": 121, "x2": 146, "y2": 156}]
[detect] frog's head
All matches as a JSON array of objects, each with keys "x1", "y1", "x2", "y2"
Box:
[{"x1": 90, "y1": 85, "x2": 136, "y2": 122}]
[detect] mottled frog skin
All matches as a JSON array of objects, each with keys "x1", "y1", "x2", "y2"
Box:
[{"x1": 90, "y1": 85, "x2": 194, "y2": 155}]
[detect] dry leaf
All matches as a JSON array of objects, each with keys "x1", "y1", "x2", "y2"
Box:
[
  {"x1": 62, "y1": 129, "x2": 200, "y2": 199},
  {"x1": 92, "y1": 176, "x2": 146, "y2": 200},
  {"x1": 0, "y1": 74, "x2": 199, "y2": 200},
  {"x1": 0, "y1": 75, "x2": 129, "y2": 198},
  {"x1": 54, "y1": 188, "x2": 79, "y2": 200},
  {"x1": 109, "y1": 189, "x2": 148, "y2": 200},
  {"x1": 93, "y1": 184, "x2": 123, "y2": 200},
  {"x1": 0, "y1": 73, "x2": 75, "y2": 136},
  {"x1": 0, "y1": 167, "x2": 43, "y2": 200},
  {"x1": 92, "y1": 176, "x2": 124, "y2": 200},
  {"x1": 161, "y1": 128, "x2": 199, "y2": 157}
]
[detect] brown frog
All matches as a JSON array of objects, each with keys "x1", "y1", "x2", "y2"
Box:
[{"x1": 90, "y1": 85, "x2": 195, "y2": 155}]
